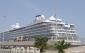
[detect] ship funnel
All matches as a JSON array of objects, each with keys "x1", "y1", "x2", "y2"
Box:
[{"x1": 35, "y1": 15, "x2": 45, "y2": 23}]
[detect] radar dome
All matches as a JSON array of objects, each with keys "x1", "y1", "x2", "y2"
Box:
[
  {"x1": 49, "y1": 16, "x2": 56, "y2": 21},
  {"x1": 57, "y1": 18, "x2": 62, "y2": 22}
]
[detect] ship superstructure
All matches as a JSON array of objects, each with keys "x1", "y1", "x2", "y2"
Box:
[{"x1": 0, "y1": 15, "x2": 80, "y2": 44}]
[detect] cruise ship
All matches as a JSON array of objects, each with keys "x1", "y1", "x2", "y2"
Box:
[
  {"x1": 0, "y1": 15, "x2": 82, "y2": 53},
  {"x1": 0, "y1": 15, "x2": 80, "y2": 43}
]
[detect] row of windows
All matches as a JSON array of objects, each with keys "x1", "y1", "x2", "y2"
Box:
[
  {"x1": 52, "y1": 35, "x2": 78, "y2": 40},
  {"x1": 0, "y1": 22, "x2": 78, "y2": 41}
]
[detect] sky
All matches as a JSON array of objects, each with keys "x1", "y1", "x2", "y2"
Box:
[{"x1": 0, "y1": 0, "x2": 85, "y2": 39}]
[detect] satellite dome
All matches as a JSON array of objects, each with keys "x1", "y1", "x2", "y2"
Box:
[
  {"x1": 49, "y1": 16, "x2": 56, "y2": 21},
  {"x1": 57, "y1": 18, "x2": 62, "y2": 22}
]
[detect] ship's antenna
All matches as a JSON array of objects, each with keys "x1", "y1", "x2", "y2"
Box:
[
  {"x1": 54, "y1": 0, "x2": 57, "y2": 18},
  {"x1": 54, "y1": 9, "x2": 57, "y2": 18}
]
